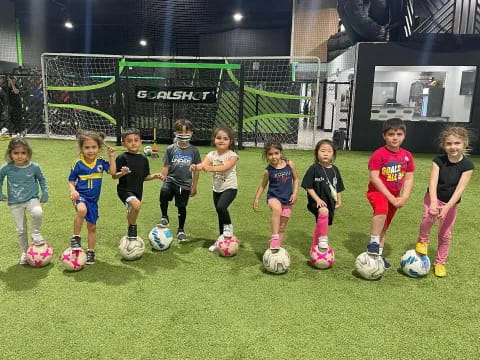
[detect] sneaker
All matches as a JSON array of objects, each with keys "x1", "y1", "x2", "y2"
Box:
[
  {"x1": 382, "y1": 256, "x2": 391, "y2": 269},
  {"x1": 19, "y1": 252, "x2": 28, "y2": 265},
  {"x1": 415, "y1": 241, "x2": 428, "y2": 255},
  {"x1": 367, "y1": 242, "x2": 380, "y2": 255},
  {"x1": 32, "y1": 233, "x2": 45, "y2": 246},
  {"x1": 434, "y1": 264, "x2": 447, "y2": 277},
  {"x1": 157, "y1": 217, "x2": 169, "y2": 228},
  {"x1": 177, "y1": 231, "x2": 188, "y2": 243},
  {"x1": 70, "y1": 236, "x2": 81, "y2": 249},
  {"x1": 86, "y1": 250, "x2": 95, "y2": 265},
  {"x1": 269, "y1": 237, "x2": 281, "y2": 250},
  {"x1": 208, "y1": 241, "x2": 218, "y2": 252},
  {"x1": 128, "y1": 225, "x2": 138, "y2": 239}
]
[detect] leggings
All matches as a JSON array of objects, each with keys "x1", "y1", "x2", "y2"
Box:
[{"x1": 213, "y1": 189, "x2": 237, "y2": 235}]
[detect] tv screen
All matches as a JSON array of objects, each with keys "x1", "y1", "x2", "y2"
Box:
[{"x1": 460, "y1": 71, "x2": 476, "y2": 95}]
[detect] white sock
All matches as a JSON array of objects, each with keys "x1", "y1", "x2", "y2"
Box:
[
  {"x1": 318, "y1": 236, "x2": 329, "y2": 249},
  {"x1": 370, "y1": 235, "x2": 380, "y2": 244},
  {"x1": 379, "y1": 247, "x2": 384, "y2": 256}
]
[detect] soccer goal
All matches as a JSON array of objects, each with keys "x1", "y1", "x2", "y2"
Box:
[{"x1": 41, "y1": 54, "x2": 321, "y2": 148}]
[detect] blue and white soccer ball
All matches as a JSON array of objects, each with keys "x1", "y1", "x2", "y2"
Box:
[
  {"x1": 148, "y1": 227, "x2": 173, "y2": 251},
  {"x1": 400, "y1": 249, "x2": 431, "y2": 278},
  {"x1": 143, "y1": 146, "x2": 153, "y2": 156}
]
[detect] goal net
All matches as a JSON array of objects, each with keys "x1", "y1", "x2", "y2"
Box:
[{"x1": 41, "y1": 54, "x2": 320, "y2": 148}]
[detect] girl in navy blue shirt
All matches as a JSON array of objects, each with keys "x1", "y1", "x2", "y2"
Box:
[{"x1": 253, "y1": 142, "x2": 299, "y2": 250}]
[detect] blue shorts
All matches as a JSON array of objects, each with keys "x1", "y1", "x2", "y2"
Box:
[{"x1": 74, "y1": 197, "x2": 99, "y2": 224}]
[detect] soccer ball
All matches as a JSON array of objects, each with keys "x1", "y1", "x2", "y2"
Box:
[
  {"x1": 216, "y1": 235, "x2": 240, "y2": 257},
  {"x1": 148, "y1": 227, "x2": 173, "y2": 251},
  {"x1": 263, "y1": 247, "x2": 291, "y2": 274},
  {"x1": 61, "y1": 248, "x2": 87, "y2": 272},
  {"x1": 355, "y1": 252, "x2": 385, "y2": 280},
  {"x1": 143, "y1": 146, "x2": 153, "y2": 156},
  {"x1": 118, "y1": 236, "x2": 145, "y2": 261},
  {"x1": 400, "y1": 249, "x2": 431, "y2": 278},
  {"x1": 26, "y1": 242, "x2": 54, "y2": 267},
  {"x1": 310, "y1": 246, "x2": 335, "y2": 269}
]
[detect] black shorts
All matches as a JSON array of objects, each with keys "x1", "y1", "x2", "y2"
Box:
[
  {"x1": 160, "y1": 182, "x2": 190, "y2": 208},
  {"x1": 117, "y1": 190, "x2": 140, "y2": 205}
]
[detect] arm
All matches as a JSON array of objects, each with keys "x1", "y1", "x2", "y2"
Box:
[
  {"x1": 427, "y1": 162, "x2": 440, "y2": 216},
  {"x1": 68, "y1": 181, "x2": 79, "y2": 201},
  {"x1": 36, "y1": 165, "x2": 49, "y2": 203},
  {"x1": 253, "y1": 170, "x2": 269, "y2": 210},
  {"x1": 438, "y1": 170, "x2": 473, "y2": 219},
  {"x1": 190, "y1": 169, "x2": 199, "y2": 197},
  {"x1": 204, "y1": 156, "x2": 238, "y2": 173},
  {"x1": 106, "y1": 146, "x2": 117, "y2": 175},
  {"x1": 306, "y1": 188, "x2": 327, "y2": 208},
  {"x1": 8, "y1": 79, "x2": 19, "y2": 94},
  {"x1": 158, "y1": 164, "x2": 169, "y2": 181},
  {"x1": 0, "y1": 167, "x2": 6, "y2": 201},
  {"x1": 369, "y1": 170, "x2": 396, "y2": 204},
  {"x1": 336, "y1": 192, "x2": 342, "y2": 209},
  {"x1": 397, "y1": 171, "x2": 414, "y2": 208},
  {"x1": 144, "y1": 173, "x2": 161, "y2": 181},
  {"x1": 289, "y1": 160, "x2": 299, "y2": 205},
  {"x1": 112, "y1": 166, "x2": 131, "y2": 179},
  {"x1": 194, "y1": 154, "x2": 213, "y2": 172}
]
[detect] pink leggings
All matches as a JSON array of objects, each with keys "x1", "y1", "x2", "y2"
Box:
[{"x1": 418, "y1": 194, "x2": 458, "y2": 265}]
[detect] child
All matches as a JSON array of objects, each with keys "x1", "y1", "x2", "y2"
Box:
[
  {"x1": 0, "y1": 138, "x2": 48, "y2": 264},
  {"x1": 366, "y1": 118, "x2": 415, "y2": 268},
  {"x1": 158, "y1": 119, "x2": 201, "y2": 242},
  {"x1": 415, "y1": 127, "x2": 474, "y2": 277},
  {"x1": 112, "y1": 128, "x2": 161, "y2": 240},
  {"x1": 193, "y1": 126, "x2": 238, "y2": 252},
  {"x1": 68, "y1": 130, "x2": 116, "y2": 264},
  {"x1": 253, "y1": 142, "x2": 299, "y2": 249},
  {"x1": 301, "y1": 139, "x2": 344, "y2": 252}
]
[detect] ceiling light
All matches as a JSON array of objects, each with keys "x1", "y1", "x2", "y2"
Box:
[
  {"x1": 64, "y1": 20, "x2": 73, "y2": 29},
  {"x1": 233, "y1": 13, "x2": 243, "y2": 22},
  {"x1": 139, "y1": 39, "x2": 147, "y2": 46}
]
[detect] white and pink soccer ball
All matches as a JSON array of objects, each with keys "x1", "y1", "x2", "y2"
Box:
[
  {"x1": 61, "y1": 248, "x2": 87, "y2": 271},
  {"x1": 216, "y1": 235, "x2": 240, "y2": 257},
  {"x1": 26, "y1": 243, "x2": 54, "y2": 267},
  {"x1": 310, "y1": 246, "x2": 335, "y2": 269}
]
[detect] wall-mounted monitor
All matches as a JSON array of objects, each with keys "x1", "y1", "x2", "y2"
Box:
[{"x1": 460, "y1": 70, "x2": 476, "y2": 95}]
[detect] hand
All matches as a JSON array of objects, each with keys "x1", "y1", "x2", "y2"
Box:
[
  {"x1": 158, "y1": 173, "x2": 166, "y2": 181},
  {"x1": 316, "y1": 199, "x2": 327, "y2": 208},
  {"x1": 437, "y1": 204, "x2": 452, "y2": 219},
  {"x1": 0, "y1": 196, "x2": 7, "y2": 201},
  {"x1": 289, "y1": 194, "x2": 297, "y2": 205},
  {"x1": 189, "y1": 164, "x2": 197, "y2": 172},
  {"x1": 107, "y1": 146, "x2": 116, "y2": 156},
  {"x1": 190, "y1": 188, "x2": 197, "y2": 197},
  {"x1": 120, "y1": 166, "x2": 131, "y2": 175},
  {"x1": 253, "y1": 198, "x2": 259, "y2": 211},
  {"x1": 151, "y1": 173, "x2": 162, "y2": 180},
  {"x1": 70, "y1": 190, "x2": 79, "y2": 201},
  {"x1": 335, "y1": 201, "x2": 342, "y2": 209},
  {"x1": 428, "y1": 203, "x2": 439, "y2": 216}
]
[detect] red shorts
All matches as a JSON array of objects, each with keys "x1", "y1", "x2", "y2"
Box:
[{"x1": 366, "y1": 191, "x2": 398, "y2": 230}]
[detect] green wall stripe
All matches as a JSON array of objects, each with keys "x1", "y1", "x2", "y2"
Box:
[
  {"x1": 119, "y1": 61, "x2": 241, "y2": 70},
  {"x1": 243, "y1": 113, "x2": 311, "y2": 125},
  {"x1": 224, "y1": 61, "x2": 312, "y2": 100},
  {"x1": 48, "y1": 103, "x2": 116, "y2": 124},
  {"x1": 47, "y1": 64, "x2": 125, "y2": 92},
  {"x1": 15, "y1": 19, "x2": 23, "y2": 67}
]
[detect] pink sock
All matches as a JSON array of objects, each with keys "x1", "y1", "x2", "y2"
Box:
[{"x1": 312, "y1": 214, "x2": 328, "y2": 247}]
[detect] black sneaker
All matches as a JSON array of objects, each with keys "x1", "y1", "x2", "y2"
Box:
[
  {"x1": 157, "y1": 217, "x2": 169, "y2": 228},
  {"x1": 128, "y1": 225, "x2": 138, "y2": 239},
  {"x1": 86, "y1": 250, "x2": 95, "y2": 265},
  {"x1": 177, "y1": 231, "x2": 188, "y2": 243},
  {"x1": 70, "y1": 236, "x2": 81, "y2": 249},
  {"x1": 382, "y1": 256, "x2": 391, "y2": 269}
]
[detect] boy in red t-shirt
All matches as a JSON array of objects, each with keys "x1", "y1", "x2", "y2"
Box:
[{"x1": 366, "y1": 118, "x2": 415, "y2": 268}]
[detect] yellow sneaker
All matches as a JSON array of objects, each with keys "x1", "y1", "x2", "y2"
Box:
[
  {"x1": 434, "y1": 264, "x2": 447, "y2": 277},
  {"x1": 415, "y1": 242, "x2": 428, "y2": 255}
]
